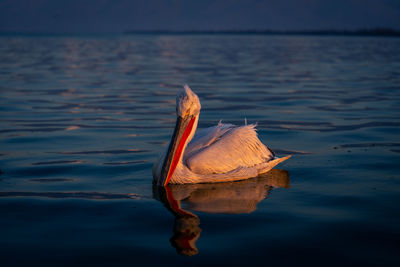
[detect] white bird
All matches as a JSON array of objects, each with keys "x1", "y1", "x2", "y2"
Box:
[{"x1": 153, "y1": 85, "x2": 291, "y2": 186}]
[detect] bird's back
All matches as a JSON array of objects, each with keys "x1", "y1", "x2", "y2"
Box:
[{"x1": 184, "y1": 123, "x2": 274, "y2": 175}]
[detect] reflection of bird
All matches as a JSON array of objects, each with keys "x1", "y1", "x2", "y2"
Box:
[
  {"x1": 153, "y1": 185, "x2": 202, "y2": 256},
  {"x1": 153, "y1": 85, "x2": 291, "y2": 186},
  {"x1": 153, "y1": 169, "x2": 290, "y2": 256}
]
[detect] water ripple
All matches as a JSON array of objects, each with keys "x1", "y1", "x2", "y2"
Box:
[
  {"x1": 32, "y1": 160, "x2": 85, "y2": 165},
  {"x1": 57, "y1": 149, "x2": 149, "y2": 155},
  {"x1": 30, "y1": 178, "x2": 76, "y2": 183},
  {"x1": 336, "y1": 143, "x2": 400, "y2": 149},
  {"x1": 0, "y1": 191, "x2": 140, "y2": 200},
  {"x1": 102, "y1": 160, "x2": 148, "y2": 165}
]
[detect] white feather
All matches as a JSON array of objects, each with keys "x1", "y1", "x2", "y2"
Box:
[{"x1": 185, "y1": 123, "x2": 273, "y2": 174}]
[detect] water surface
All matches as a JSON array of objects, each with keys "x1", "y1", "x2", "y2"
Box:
[{"x1": 1, "y1": 34, "x2": 400, "y2": 266}]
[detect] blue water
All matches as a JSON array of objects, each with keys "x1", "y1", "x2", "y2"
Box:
[{"x1": 1, "y1": 34, "x2": 400, "y2": 266}]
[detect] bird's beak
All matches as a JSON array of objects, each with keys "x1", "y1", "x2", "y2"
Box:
[{"x1": 159, "y1": 115, "x2": 196, "y2": 186}]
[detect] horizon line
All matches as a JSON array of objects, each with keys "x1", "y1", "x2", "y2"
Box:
[
  {"x1": 1, "y1": 28, "x2": 400, "y2": 37},
  {"x1": 125, "y1": 28, "x2": 400, "y2": 36}
]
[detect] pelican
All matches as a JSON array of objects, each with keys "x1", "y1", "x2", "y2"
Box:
[{"x1": 153, "y1": 85, "x2": 291, "y2": 186}]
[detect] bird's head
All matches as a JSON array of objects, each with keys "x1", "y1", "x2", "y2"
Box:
[
  {"x1": 157, "y1": 85, "x2": 200, "y2": 186},
  {"x1": 176, "y1": 85, "x2": 201, "y2": 118}
]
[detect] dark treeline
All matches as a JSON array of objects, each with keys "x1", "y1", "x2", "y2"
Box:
[
  {"x1": 1, "y1": 28, "x2": 399, "y2": 37},
  {"x1": 125, "y1": 28, "x2": 400, "y2": 37}
]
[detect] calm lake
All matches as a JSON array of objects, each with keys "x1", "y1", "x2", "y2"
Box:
[{"x1": 1, "y1": 34, "x2": 399, "y2": 266}]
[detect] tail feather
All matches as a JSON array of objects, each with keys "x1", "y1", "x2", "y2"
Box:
[{"x1": 257, "y1": 155, "x2": 291, "y2": 175}]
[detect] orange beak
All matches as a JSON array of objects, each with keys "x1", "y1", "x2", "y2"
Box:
[{"x1": 159, "y1": 115, "x2": 196, "y2": 186}]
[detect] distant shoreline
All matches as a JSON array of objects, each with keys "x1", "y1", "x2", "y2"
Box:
[
  {"x1": 124, "y1": 28, "x2": 400, "y2": 37},
  {"x1": 1, "y1": 28, "x2": 399, "y2": 37}
]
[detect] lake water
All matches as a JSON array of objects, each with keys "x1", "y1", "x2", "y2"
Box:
[{"x1": 1, "y1": 34, "x2": 399, "y2": 266}]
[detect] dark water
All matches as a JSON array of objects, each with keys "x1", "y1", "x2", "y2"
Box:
[{"x1": 1, "y1": 34, "x2": 400, "y2": 266}]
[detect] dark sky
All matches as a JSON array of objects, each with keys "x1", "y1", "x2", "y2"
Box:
[{"x1": 1, "y1": 0, "x2": 399, "y2": 33}]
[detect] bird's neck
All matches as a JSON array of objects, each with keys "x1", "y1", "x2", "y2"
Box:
[{"x1": 178, "y1": 115, "x2": 198, "y2": 162}]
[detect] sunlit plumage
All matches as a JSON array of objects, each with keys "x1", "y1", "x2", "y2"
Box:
[{"x1": 153, "y1": 85, "x2": 290, "y2": 185}]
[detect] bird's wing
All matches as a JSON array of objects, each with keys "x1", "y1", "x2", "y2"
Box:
[
  {"x1": 185, "y1": 124, "x2": 274, "y2": 175},
  {"x1": 184, "y1": 122, "x2": 234, "y2": 161}
]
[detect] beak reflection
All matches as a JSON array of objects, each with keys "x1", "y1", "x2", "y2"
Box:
[{"x1": 153, "y1": 169, "x2": 290, "y2": 256}]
